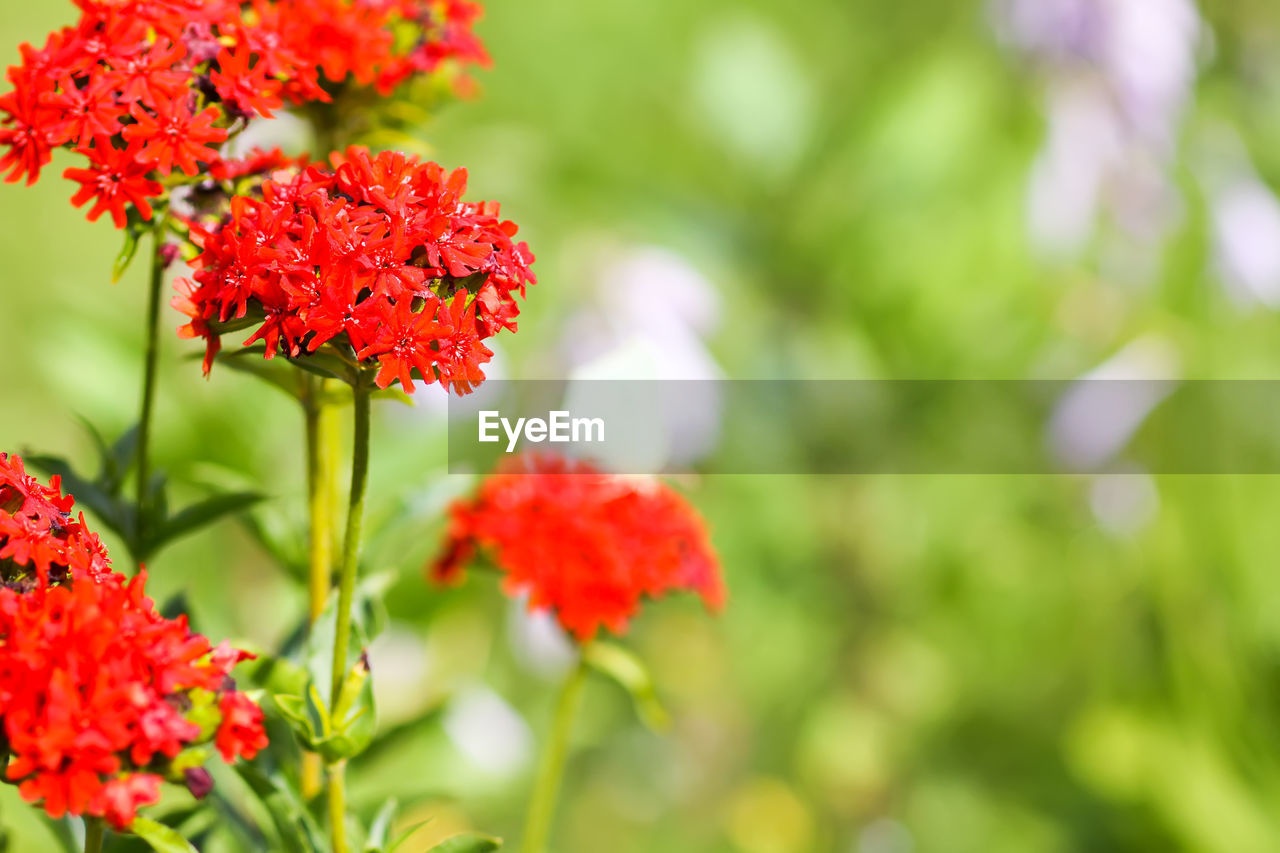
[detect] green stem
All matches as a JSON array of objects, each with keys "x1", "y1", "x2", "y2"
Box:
[
  {"x1": 521, "y1": 651, "x2": 590, "y2": 853},
  {"x1": 302, "y1": 376, "x2": 338, "y2": 801},
  {"x1": 84, "y1": 817, "x2": 105, "y2": 853},
  {"x1": 330, "y1": 382, "x2": 370, "y2": 707},
  {"x1": 305, "y1": 377, "x2": 338, "y2": 624},
  {"x1": 328, "y1": 761, "x2": 349, "y2": 853},
  {"x1": 327, "y1": 382, "x2": 370, "y2": 853},
  {"x1": 134, "y1": 230, "x2": 166, "y2": 549}
]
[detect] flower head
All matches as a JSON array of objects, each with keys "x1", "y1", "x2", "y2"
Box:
[
  {"x1": 0, "y1": 453, "x2": 267, "y2": 830},
  {"x1": 0, "y1": 452, "x2": 110, "y2": 586},
  {"x1": 430, "y1": 455, "x2": 725, "y2": 639},
  {"x1": 176, "y1": 146, "x2": 535, "y2": 394},
  {"x1": 0, "y1": 0, "x2": 489, "y2": 227},
  {"x1": 64, "y1": 141, "x2": 164, "y2": 228}
]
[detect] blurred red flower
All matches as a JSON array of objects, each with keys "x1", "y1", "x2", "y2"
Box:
[{"x1": 430, "y1": 455, "x2": 725, "y2": 640}]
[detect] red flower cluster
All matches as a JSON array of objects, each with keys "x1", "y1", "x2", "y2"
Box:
[
  {"x1": 0, "y1": 453, "x2": 267, "y2": 830},
  {"x1": 176, "y1": 146, "x2": 536, "y2": 394},
  {"x1": 253, "y1": 0, "x2": 490, "y2": 97},
  {"x1": 431, "y1": 455, "x2": 725, "y2": 639},
  {"x1": 0, "y1": 454, "x2": 111, "y2": 587},
  {"x1": 0, "y1": 0, "x2": 488, "y2": 228}
]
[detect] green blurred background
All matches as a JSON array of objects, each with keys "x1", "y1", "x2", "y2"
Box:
[{"x1": 7, "y1": 0, "x2": 1280, "y2": 851}]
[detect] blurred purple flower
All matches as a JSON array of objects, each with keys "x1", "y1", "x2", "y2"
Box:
[
  {"x1": 562, "y1": 245, "x2": 725, "y2": 468},
  {"x1": 995, "y1": 0, "x2": 1204, "y2": 257}
]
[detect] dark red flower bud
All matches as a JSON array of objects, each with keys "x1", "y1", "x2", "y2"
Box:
[{"x1": 184, "y1": 767, "x2": 215, "y2": 800}]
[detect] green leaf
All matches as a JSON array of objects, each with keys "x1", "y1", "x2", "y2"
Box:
[
  {"x1": 286, "y1": 350, "x2": 360, "y2": 384},
  {"x1": 112, "y1": 224, "x2": 144, "y2": 283},
  {"x1": 382, "y1": 100, "x2": 436, "y2": 128},
  {"x1": 319, "y1": 659, "x2": 376, "y2": 762},
  {"x1": 237, "y1": 506, "x2": 308, "y2": 582},
  {"x1": 43, "y1": 818, "x2": 78, "y2": 853},
  {"x1": 356, "y1": 571, "x2": 395, "y2": 645},
  {"x1": 205, "y1": 784, "x2": 272, "y2": 851},
  {"x1": 383, "y1": 818, "x2": 435, "y2": 853},
  {"x1": 356, "y1": 128, "x2": 436, "y2": 157},
  {"x1": 372, "y1": 387, "x2": 415, "y2": 406},
  {"x1": 272, "y1": 691, "x2": 321, "y2": 746},
  {"x1": 233, "y1": 764, "x2": 325, "y2": 853},
  {"x1": 306, "y1": 574, "x2": 388, "y2": 696},
  {"x1": 277, "y1": 582, "x2": 386, "y2": 761},
  {"x1": 363, "y1": 798, "x2": 398, "y2": 852},
  {"x1": 129, "y1": 818, "x2": 199, "y2": 853},
  {"x1": 70, "y1": 412, "x2": 129, "y2": 491},
  {"x1": 105, "y1": 427, "x2": 140, "y2": 494},
  {"x1": 358, "y1": 705, "x2": 446, "y2": 766},
  {"x1": 146, "y1": 491, "x2": 266, "y2": 556},
  {"x1": 159, "y1": 591, "x2": 194, "y2": 623},
  {"x1": 240, "y1": 652, "x2": 308, "y2": 697},
  {"x1": 423, "y1": 833, "x2": 502, "y2": 853},
  {"x1": 138, "y1": 470, "x2": 170, "y2": 547},
  {"x1": 453, "y1": 271, "x2": 491, "y2": 295},
  {"x1": 278, "y1": 663, "x2": 377, "y2": 762},
  {"x1": 214, "y1": 348, "x2": 306, "y2": 401},
  {"x1": 306, "y1": 596, "x2": 341, "y2": 699},
  {"x1": 282, "y1": 657, "x2": 376, "y2": 763},
  {"x1": 583, "y1": 642, "x2": 670, "y2": 732},
  {"x1": 207, "y1": 308, "x2": 266, "y2": 335}
]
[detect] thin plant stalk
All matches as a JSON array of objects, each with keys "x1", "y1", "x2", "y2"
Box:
[
  {"x1": 330, "y1": 382, "x2": 370, "y2": 706},
  {"x1": 133, "y1": 228, "x2": 166, "y2": 544},
  {"x1": 328, "y1": 760, "x2": 348, "y2": 853},
  {"x1": 521, "y1": 650, "x2": 590, "y2": 853},
  {"x1": 83, "y1": 818, "x2": 105, "y2": 853},
  {"x1": 305, "y1": 376, "x2": 338, "y2": 622},
  {"x1": 327, "y1": 381, "x2": 371, "y2": 853},
  {"x1": 301, "y1": 375, "x2": 340, "y2": 799}
]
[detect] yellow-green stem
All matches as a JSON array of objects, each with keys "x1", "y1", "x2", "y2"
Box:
[
  {"x1": 330, "y1": 383, "x2": 370, "y2": 707},
  {"x1": 84, "y1": 817, "x2": 105, "y2": 853},
  {"x1": 302, "y1": 376, "x2": 339, "y2": 800},
  {"x1": 134, "y1": 230, "x2": 166, "y2": 547},
  {"x1": 327, "y1": 383, "x2": 370, "y2": 853},
  {"x1": 305, "y1": 377, "x2": 337, "y2": 623},
  {"x1": 521, "y1": 651, "x2": 590, "y2": 853},
  {"x1": 328, "y1": 761, "x2": 348, "y2": 853}
]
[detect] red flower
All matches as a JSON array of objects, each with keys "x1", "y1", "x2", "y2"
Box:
[
  {"x1": 1, "y1": 0, "x2": 492, "y2": 234},
  {"x1": 64, "y1": 142, "x2": 163, "y2": 228},
  {"x1": 358, "y1": 296, "x2": 449, "y2": 393},
  {"x1": 0, "y1": 452, "x2": 107, "y2": 585},
  {"x1": 378, "y1": 0, "x2": 492, "y2": 92},
  {"x1": 432, "y1": 291, "x2": 493, "y2": 394},
  {"x1": 430, "y1": 455, "x2": 725, "y2": 639},
  {"x1": 178, "y1": 147, "x2": 536, "y2": 396},
  {"x1": 215, "y1": 691, "x2": 269, "y2": 762},
  {"x1": 40, "y1": 75, "x2": 126, "y2": 147},
  {"x1": 94, "y1": 775, "x2": 163, "y2": 831},
  {"x1": 0, "y1": 453, "x2": 267, "y2": 831},
  {"x1": 0, "y1": 83, "x2": 55, "y2": 185},
  {"x1": 103, "y1": 37, "x2": 189, "y2": 105},
  {"x1": 122, "y1": 95, "x2": 226, "y2": 176},
  {"x1": 210, "y1": 47, "x2": 284, "y2": 118},
  {"x1": 208, "y1": 146, "x2": 295, "y2": 182}
]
